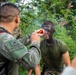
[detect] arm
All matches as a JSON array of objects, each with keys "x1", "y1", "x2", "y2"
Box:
[
  {"x1": 61, "y1": 56, "x2": 76, "y2": 75},
  {"x1": 35, "y1": 63, "x2": 41, "y2": 75},
  {"x1": 28, "y1": 70, "x2": 32, "y2": 75},
  {"x1": 13, "y1": 28, "x2": 31, "y2": 46},
  {"x1": 59, "y1": 40, "x2": 71, "y2": 66},
  {"x1": 18, "y1": 34, "x2": 31, "y2": 46},
  {"x1": 62, "y1": 51, "x2": 71, "y2": 66},
  {"x1": 1, "y1": 31, "x2": 41, "y2": 70},
  {"x1": 71, "y1": 56, "x2": 76, "y2": 69},
  {"x1": 2, "y1": 39, "x2": 41, "y2": 70},
  {"x1": 27, "y1": 63, "x2": 41, "y2": 75}
]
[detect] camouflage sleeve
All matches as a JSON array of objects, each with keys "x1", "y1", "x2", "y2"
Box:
[
  {"x1": 18, "y1": 34, "x2": 31, "y2": 46},
  {"x1": 12, "y1": 28, "x2": 31, "y2": 46},
  {"x1": 1, "y1": 34, "x2": 41, "y2": 70}
]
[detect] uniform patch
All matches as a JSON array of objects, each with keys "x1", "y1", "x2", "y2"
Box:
[
  {"x1": 4, "y1": 39, "x2": 26, "y2": 52},
  {"x1": 4, "y1": 39, "x2": 27, "y2": 59},
  {"x1": 10, "y1": 40, "x2": 20, "y2": 46}
]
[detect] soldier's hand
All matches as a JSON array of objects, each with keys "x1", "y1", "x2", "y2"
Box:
[
  {"x1": 30, "y1": 30, "x2": 40, "y2": 43},
  {"x1": 36, "y1": 29, "x2": 44, "y2": 36}
]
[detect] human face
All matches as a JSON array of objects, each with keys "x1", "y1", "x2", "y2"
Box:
[{"x1": 42, "y1": 25, "x2": 52, "y2": 40}]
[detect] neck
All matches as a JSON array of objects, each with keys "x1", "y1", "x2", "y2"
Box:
[
  {"x1": 46, "y1": 36, "x2": 53, "y2": 45},
  {"x1": 0, "y1": 22, "x2": 16, "y2": 34}
]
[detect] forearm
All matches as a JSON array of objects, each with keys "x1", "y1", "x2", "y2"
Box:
[
  {"x1": 18, "y1": 34, "x2": 31, "y2": 46},
  {"x1": 2, "y1": 31, "x2": 41, "y2": 70},
  {"x1": 2, "y1": 39, "x2": 41, "y2": 70},
  {"x1": 18, "y1": 41, "x2": 41, "y2": 70},
  {"x1": 35, "y1": 63, "x2": 41, "y2": 75},
  {"x1": 71, "y1": 57, "x2": 76, "y2": 69},
  {"x1": 27, "y1": 63, "x2": 41, "y2": 75},
  {"x1": 28, "y1": 70, "x2": 33, "y2": 75},
  {"x1": 63, "y1": 51, "x2": 71, "y2": 66}
]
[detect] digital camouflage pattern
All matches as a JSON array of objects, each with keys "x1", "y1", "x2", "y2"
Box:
[
  {"x1": 12, "y1": 27, "x2": 23, "y2": 39},
  {"x1": 13, "y1": 28, "x2": 31, "y2": 46},
  {"x1": 0, "y1": 27, "x2": 41, "y2": 75},
  {"x1": 44, "y1": 69, "x2": 61, "y2": 75}
]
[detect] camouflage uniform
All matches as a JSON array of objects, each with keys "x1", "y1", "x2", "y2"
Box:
[
  {"x1": 44, "y1": 69, "x2": 61, "y2": 75},
  {"x1": 12, "y1": 27, "x2": 23, "y2": 39},
  {"x1": 0, "y1": 26, "x2": 41, "y2": 75},
  {"x1": 40, "y1": 38, "x2": 69, "y2": 75}
]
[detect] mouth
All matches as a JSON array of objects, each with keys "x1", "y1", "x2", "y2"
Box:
[{"x1": 44, "y1": 33, "x2": 49, "y2": 39}]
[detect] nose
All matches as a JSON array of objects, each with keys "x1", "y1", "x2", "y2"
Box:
[{"x1": 44, "y1": 30, "x2": 49, "y2": 34}]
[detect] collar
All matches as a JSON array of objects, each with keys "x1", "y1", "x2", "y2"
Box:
[
  {"x1": 0, "y1": 26, "x2": 11, "y2": 34},
  {"x1": 45, "y1": 37, "x2": 55, "y2": 46}
]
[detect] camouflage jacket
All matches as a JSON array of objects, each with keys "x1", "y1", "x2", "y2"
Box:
[
  {"x1": 12, "y1": 28, "x2": 23, "y2": 39},
  {"x1": 0, "y1": 27, "x2": 41, "y2": 74}
]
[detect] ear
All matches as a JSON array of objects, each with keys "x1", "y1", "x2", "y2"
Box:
[
  {"x1": 15, "y1": 16, "x2": 18, "y2": 23},
  {"x1": 15, "y1": 16, "x2": 20, "y2": 24}
]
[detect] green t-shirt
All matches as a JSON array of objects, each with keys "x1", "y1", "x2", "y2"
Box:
[{"x1": 40, "y1": 38, "x2": 69, "y2": 71}]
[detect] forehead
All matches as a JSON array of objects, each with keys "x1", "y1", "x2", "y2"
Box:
[{"x1": 42, "y1": 25, "x2": 52, "y2": 30}]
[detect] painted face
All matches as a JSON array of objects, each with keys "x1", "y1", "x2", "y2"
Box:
[{"x1": 42, "y1": 25, "x2": 52, "y2": 40}]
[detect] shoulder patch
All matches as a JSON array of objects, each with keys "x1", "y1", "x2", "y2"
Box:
[
  {"x1": 3, "y1": 39, "x2": 27, "y2": 60},
  {"x1": 10, "y1": 40, "x2": 21, "y2": 46}
]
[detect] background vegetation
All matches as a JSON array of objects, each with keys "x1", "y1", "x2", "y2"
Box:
[{"x1": 0, "y1": 0, "x2": 76, "y2": 75}]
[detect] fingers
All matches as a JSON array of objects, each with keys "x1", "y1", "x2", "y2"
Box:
[
  {"x1": 30, "y1": 30, "x2": 40, "y2": 43},
  {"x1": 36, "y1": 29, "x2": 44, "y2": 36},
  {"x1": 28, "y1": 70, "x2": 32, "y2": 75},
  {"x1": 30, "y1": 29, "x2": 44, "y2": 43}
]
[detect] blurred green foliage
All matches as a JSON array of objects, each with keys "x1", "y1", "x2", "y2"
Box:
[{"x1": 1, "y1": 0, "x2": 76, "y2": 75}]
